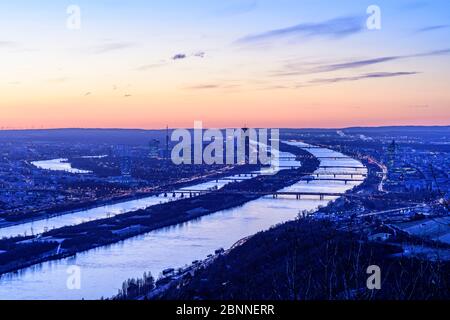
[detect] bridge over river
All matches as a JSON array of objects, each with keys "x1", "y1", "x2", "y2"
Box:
[{"x1": 156, "y1": 188, "x2": 357, "y2": 201}]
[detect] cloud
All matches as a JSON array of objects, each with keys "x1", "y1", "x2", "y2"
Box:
[
  {"x1": 172, "y1": 53, "x2": 187, "y2": 60},
  {"x1": 135, "y1": 63, "x2": 166, "y2": 71},
  {"x1": 137, "y1": 52, "x2": 205, "y2": 71},
  {"x1": 285, "y1": 56, "x2": 401, "y2": 76},
  {"x1": 413, "y1": 48, "x2": 450, "y2": 57},
  {"x1": 193, "y1": 51, "x2": 206, "y2": 58},
  {"x1": 185, "y1": 84, "x2": 220, "y2": 90},
  {"x1": 91, "y1": 42, "x2": 137, "y2": 54},
  {"x1": 255, "y1": 85, "x2": 290, "y2": 91},
  {"x1": 364, "y1": 71, "x2": 419, "y2": 78},
  {"x1": 317, "y1": 57, "x2": 402, "y2": 72},
  {"x1": 416, "y1": 25, "x2": 450, "y2": 33},
  {"x1": 235, "y1": 16, "x2": 365, "y2": 44},
  {"x1": 173, "y1": 52, "x2": 205, "y2": 60},
  {"x1": 274, "y1": 48, "x2": 450, "y2": 76},
  {"x1": 309, "y1": 72, "x2": 419, "y2": 85},
  {"x1": 185, "y1": 83, "x2": 241, "y2": 91}
]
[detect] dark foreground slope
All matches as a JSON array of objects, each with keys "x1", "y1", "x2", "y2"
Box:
[{"x1": 158, "y1": 218, "x2": 449, "y2": 300}]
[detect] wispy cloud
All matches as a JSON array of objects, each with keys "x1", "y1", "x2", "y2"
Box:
[
  {"x1": 90, "y1": 42, "x2": 137, "y2": 54},
  {"x1": 135, "y1": 63, "x2": 166, "y2": 71},
  {"x1": 413, "y1": 48, "x2": 450, "y2": 57},
  {"x1": 278, "y1": 57, "x2": 401, "y2": 76},
  {"x1": 317, "y1": 57, "x2": 402, "y2": 73},
  {"x1": 172, "y1": 52, "x2": 205, "y2": 60},
  {"x1": 186, "y1": 84, "x2": 220, "y2": 90},
  {"x1": 274, "y1": 48, "x2": 450, "y2": 76},
  {"x1": 309, "y1": 72, "x2": 419, "y2": 85},
  {"x1": 137, "y1": 52, "x2": 206, "y2": 71},
  {"x1": 185, "y1": 83, "x2": 241, "y2": 91},
  {"x1": 416, "y1": 25, "x2": 450, "y2": 33},
  {"x1": 235, "y1": 16, "x2": 365, "y2": 45},
  {"x1": 193, "y1": 51, "x2": 206, "y2": 58}
]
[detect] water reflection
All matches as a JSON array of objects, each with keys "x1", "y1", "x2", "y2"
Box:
[{"x1": 31, "y1": 158, "x2": 92, "y2": 174}]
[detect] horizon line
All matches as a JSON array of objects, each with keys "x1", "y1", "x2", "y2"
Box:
[{"x1": 0, "y1": 124, "x2": 449, "y2": 132}]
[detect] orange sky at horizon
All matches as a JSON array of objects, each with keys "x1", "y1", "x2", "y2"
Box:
[{"x1": 2, "y1": 75, "x2": 449, "y2": 129}]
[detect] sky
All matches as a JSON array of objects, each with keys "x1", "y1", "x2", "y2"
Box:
[{"x1": 1, "y1": 0, "x2": 449, "y2": 129}]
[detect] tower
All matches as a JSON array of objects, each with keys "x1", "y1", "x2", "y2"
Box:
[
  {"x1": 242, "y1": 126, "x2": 250, "y2": 164},
  {"x1": 387, "y1": 140, "x2": 396, "y2": 167},
  {"x1": 165, "y1": 125, "x2": 169, "y2": 160}
]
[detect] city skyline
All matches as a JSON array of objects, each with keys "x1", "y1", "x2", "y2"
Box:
[{"x1": 1, "y1": 0, "x2": 450, "y2": 129}]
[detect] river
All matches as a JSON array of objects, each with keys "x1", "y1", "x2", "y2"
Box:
[
  {"x1": 0, "y1": 142, "x2": 366, "y2": 300},
  {"x1": 31, "y1": 158, "x2": 92, "y2": 174}
]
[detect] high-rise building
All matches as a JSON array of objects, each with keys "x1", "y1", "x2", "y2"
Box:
[
  {"x1": 242, "y1": 127, "x2": 251, "y2": 164},
  {"x1": 116, "y1": 145, "x2": 131, "y2": 177},
  {"x1": 149, "y1": 139, "x2": 160, "y2": 158},
  {"x1": 387, "y1": 140, "x2": 397, "y2": 167},
  {"x1": 165, "y1": 125, "x2": 170, "y2": 160}
]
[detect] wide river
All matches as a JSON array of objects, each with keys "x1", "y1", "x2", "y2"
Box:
[{"x1": 0, "y1": 142, "x2": 366, "y2": 299}]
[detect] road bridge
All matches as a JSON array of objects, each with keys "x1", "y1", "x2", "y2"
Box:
[{"x1": 155, "y1": 189, "x2": 346, "y2": 201}]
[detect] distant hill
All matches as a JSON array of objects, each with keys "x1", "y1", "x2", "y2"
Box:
[
  {"x1": 0, "y1": 128, "x2": 169, "y2": 145},
  {"x1": 342, "y1": 126, "x2": 450, "y2": 140},
  {"x1": 0, "y1": 126, "x2": 448, "y2": 144},
  {"x1": 343, "y1": 125, "x2": 450, "y2": 134},
  {"x1": 283, "y1": 126, "x2": 450, "y2": 140},
  {"x1": 282, "y1": 125, "x2": 450, "y2": 133}
]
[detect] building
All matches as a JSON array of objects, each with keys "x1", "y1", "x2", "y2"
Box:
[{"x1": 149, "y1": 139, "x2": 160, "y2": 158}]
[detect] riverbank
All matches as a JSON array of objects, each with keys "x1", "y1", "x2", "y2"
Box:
[{"x1": 0, "y1": 143, "x2": 319, "y2": 276}]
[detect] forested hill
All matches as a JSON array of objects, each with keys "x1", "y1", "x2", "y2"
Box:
[{"x1": 157, "y1": 219, "x2": 449, "y2": 300}]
